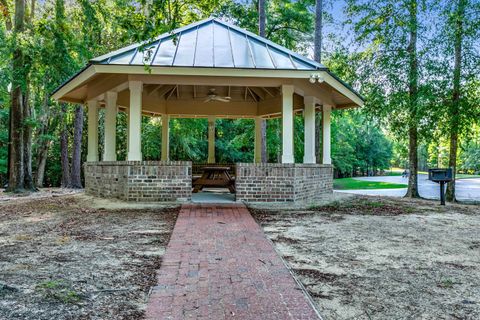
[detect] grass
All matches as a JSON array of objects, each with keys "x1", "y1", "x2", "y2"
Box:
[
  {"x1": 456, "y1": 173, "x2": 480, "y2": 179},
  {"x1": 334, "y1": 177, "x2": 407, "y2": 190},
  {"x1": 36, "y1": 280, "x2": 83, "y2": 304}
]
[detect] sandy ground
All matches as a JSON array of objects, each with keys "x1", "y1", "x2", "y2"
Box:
[
  {"x1": 0, "y1": 193, "x2": 179, "y2": 320},
  {"x1": 251, "y1": 197, "x2": 480, "y2": 320}
]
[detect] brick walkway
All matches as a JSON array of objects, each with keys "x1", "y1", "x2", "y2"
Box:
[{"x1": 146, "y1": 204, "x2": 321, "y2": 320}]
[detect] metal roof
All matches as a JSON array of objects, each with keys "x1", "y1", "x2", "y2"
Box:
[{"x1": 91, "y1": 18, "x2": 327, "y2": 71}]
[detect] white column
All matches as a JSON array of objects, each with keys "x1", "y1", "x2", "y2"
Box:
[
  {"x1": 303, "y1": 96, "x2": 316, "y2": 164},
  {"x1": 208, "y1": 115, "x2": 216, "y2": 163},
  {"x1": 126, "y1": 109, "x2": 130, "y2": 152},
  {"x1": 254, "y1": 117, "x2": 262, "y2": 163},
  {"x1": 281, "y1": 85, "x2": 295, "y2": 163},
  {"x1": 103, "y1": 91, "x2": 118, "y2": 161},
  {"x1": 128, "y1": 81, "x2": 143, "y2": 161},
  {"x1": 322, "y1": 104, "x2": 332, "y2": 164},
  {"x1": 87, "y1": 100, "x2": 99, "y2": 162},
  {"x1": 161, "y1": 114, "x2": 170, "y2": 161}
]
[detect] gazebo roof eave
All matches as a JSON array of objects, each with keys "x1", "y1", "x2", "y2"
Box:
[{"x1": 52, "y1": 64, "x2": 364, "y2": 108}]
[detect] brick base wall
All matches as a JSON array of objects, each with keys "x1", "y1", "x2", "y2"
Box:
[
  {"x1": 235, "y1": 163, "x2": 333, "y2": 202},
  {"x1": 84, "y1": 161, "x2": 192, "y2": 202}
]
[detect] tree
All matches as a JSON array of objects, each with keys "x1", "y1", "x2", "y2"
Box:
[
  {"x1": 404, "y1": 0, "x2": 420, "y2": 198},
  {"x1": 7, "y1": 0, "x2": 35, "y2": 192},
  {"x1": 314, "y1": 0, "x2": 322, "y2": 63},
  {"x1": 444, "y1": 0, "x2": 480, "y2": 201},
  {"x1": 346, "y1": 0, "x2": 428, "y2": 198}
]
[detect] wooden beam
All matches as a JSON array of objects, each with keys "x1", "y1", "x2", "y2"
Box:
[
  {"x1": 249, "y1": 87, "x2": 266, "y2": 100},
  {"x1": 166, "y1": 100, "x2": 257, "y2": 117},
  {"x1": 247, "y1": 87, "x2": 258, "y2": 102},
  {"x1": 258, "y1": 96, "x2": 282, "y2": 116},
  {"x1": 128, "y1": 74, "x2": 290, "y2": 87},
  {"x1": 147, "y1": 84, "x2": 164, "y2": 96},
  {"x1": 156, "y1": 85, "x2": 176, "y2": 98},
  {"x1": 262, "y1": 87, "x2": 276, "y2": 97},
  {"x1": 86, "y1": 74, "x2": 128, "y2": 101}
]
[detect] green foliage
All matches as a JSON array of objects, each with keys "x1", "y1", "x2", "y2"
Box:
[
  {"x1": 216, "y1": 119, "x2": 254, "y2": 163},
  {"x1": 36, "y1": 280, "x2": 83, "y2": 304},
  {"x1": 142, "y1": 117, "x2": 162, "y2": 160},
  {"x1": 219, "y1": 0, "x2": 314, "y2": 51},
  {"x1": 460, "y1": 140, "x2": 480, "y2": 174},
  {"x1": 332, "y1": 110, "x2": 393, "y2": 177},
  {"x1": 0, "y1": 0, "x2": 478, "y2": 188}
]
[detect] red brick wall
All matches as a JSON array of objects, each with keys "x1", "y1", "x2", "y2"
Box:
[
  {"x1": 85, "y1": 161, "x2": 192, "y2": 202},
  {"x1": 235, "y1": 163, "x2": 333, "y2": 202}
]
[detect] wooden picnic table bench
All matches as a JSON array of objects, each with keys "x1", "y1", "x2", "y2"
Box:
[{"x1": 192, "y1": 166, "x2": 235, "y2": 193}]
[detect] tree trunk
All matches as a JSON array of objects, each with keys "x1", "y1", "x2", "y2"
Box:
[
  {"x1": 7, "y1": 0, "x2": 29, "y2": 193},
  {"x1": 22, "y1": 88, "x2": 34, "y2": 190},
  {"x1": 258, "y1": 0, "x2": 267, "y2": 162},
  {"x1": 258, "y1": 0, "x2": 265, "y2": 37},
  {"x1": 405, "y1": 0, "x2": 420, "y2": 198},
  {"x1": 33, "y1": 97, "x2": 51, "y2": 188},
  {"x1": 314, "y1": 0, "x2": 323, "y2": 63},
  {"x1": 70, "y1": 105, "x2": 84, "y2": 188},
  {"x1": 8, "y1": 86, "x2": 25, "y2": 192},
  {"x1": 446, "y1": 0, "x2": 465, "y2": 202},
  {"x1": 60, "y1": 104, "x2": 71, "y2": 188},
  {"x1": 35, "y1": 142, "x2": 49, "y2": 188}
]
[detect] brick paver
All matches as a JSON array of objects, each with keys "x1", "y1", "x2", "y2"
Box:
[{"x1": 146, "y1": 204, "x2": 321, "y2": 320}]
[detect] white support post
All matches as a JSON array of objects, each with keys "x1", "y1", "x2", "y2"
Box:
[
  {"x1": 208, "y1": 115, "x2": 216, "y2": 163},
  {"x1": 161, "y1": 114, "x2": 170, "y2": 161},
  {"x1": 128, "y1": 81, "x2": 143, "y2": 161},
  {"x1": 87, "y1": 100, "x2": 99, "y2": 162},
  {"x1": 126, "y1": 109, "x2": 130, "y2": 152},
  {"x1": 254, "y1": 117, "x2": 262, "y2": 163},
  {"x1": 103, "y1": 91, "x2": 118, "y2": 161},
  {"x1": 303, "y1": 96, "x2": 316, "y2": 164},
  {"x1": 322, "y1": 104, "x2": 332, "y2": 164},
  {"x1": 281, "y1": 84, "x2": 295, "y2": 164}
]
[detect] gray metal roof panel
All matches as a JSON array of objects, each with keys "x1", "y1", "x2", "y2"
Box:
[{"x1": 91, "y1": 18, "x2": 327, "y2": 71}]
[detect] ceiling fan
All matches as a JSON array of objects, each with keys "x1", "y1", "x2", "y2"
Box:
[{"x1": 204, "y1": 88, "x2": 231, "y2": 103}]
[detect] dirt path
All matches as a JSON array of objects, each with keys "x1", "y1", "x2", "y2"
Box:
[
  {"x1": 0, "y1": 194, "x2": 179, "y2": 320},
  {"x1": 251, "y1": 197, "x2": 480, "y2": 320}
]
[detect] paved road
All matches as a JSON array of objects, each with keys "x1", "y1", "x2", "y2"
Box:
[{"x1": 337, "y1": 174, "x2": 480, "y2": 202}]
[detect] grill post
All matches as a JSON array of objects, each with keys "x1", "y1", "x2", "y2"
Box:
[{"x1": 440, "y1": 181, "x2": 446, "y2": 205}]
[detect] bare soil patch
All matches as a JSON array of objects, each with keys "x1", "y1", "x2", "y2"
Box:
[
  {"x1": 0, "y1": 194, "x2": 179, "y2": 320},
  {"x1": 251, "y1": 196, "x2": 480, "y2": 320}
]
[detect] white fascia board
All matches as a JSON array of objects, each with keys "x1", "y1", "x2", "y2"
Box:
[
  {"x1": 51, "y1": 65, "x2": 96, "y2": 101},
  {"x1": 323, "y1": 72, "x2": 364, "y2": 107},
  {"x1": 94, "y1": 65, "x2": 317, "y2": 79}
]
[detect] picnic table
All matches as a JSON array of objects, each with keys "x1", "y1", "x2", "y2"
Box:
[{"x1": 192, "y1": 166, "x2": 235, "y2": 193}]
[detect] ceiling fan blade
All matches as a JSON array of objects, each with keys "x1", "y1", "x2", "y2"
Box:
[
  {"x1": 216, "y1": 97, "x2": 231, "y2": 102},
  {"x1": 203, "y1": 97, "x2": 213, "y2": 103}
]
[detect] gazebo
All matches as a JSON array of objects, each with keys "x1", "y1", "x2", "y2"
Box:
[{"x1": 52, "y1": 18, "x2": 363, "y2": 202}]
